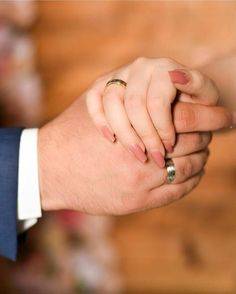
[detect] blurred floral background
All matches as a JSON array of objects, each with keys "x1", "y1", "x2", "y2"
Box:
[{"x1": 0, "y1": 1, "x2": 235, "y2": 294}]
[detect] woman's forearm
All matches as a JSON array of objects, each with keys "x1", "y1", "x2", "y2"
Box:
[{"x1": 200, "y1": 52, "x2": 236, "y2": 110}]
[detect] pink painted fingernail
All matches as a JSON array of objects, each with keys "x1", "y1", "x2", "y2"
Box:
[
  {"x1": 101, "y1": 126, "x2": 116, "y2": 143},
  {"x1": 129, "y1": 144, "x2": 147, "y2": 163},
  {"x1": 151, "y1": 150, "x2": 165, "y2": 168},
  {"x1": 163, "y1": 141, "x2": 174, "y2": 153},
  {"x1": 168, "y1": 70, "x2": 190, "y2": 85}
]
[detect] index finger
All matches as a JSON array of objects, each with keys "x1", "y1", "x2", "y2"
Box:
[{"x1": 173, "y1": 102, "x2": 233, "y2": 133}]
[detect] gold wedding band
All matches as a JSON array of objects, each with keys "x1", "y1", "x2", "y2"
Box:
[
  {"x1": 165, "y1": 159, "x2": 176, "y2": 184},
  {"x1": 106, "y1": 79, "x2": 127, "y2": 88}
]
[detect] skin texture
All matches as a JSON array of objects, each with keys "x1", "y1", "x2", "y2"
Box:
[
  {"x1": 86, "y1": 58, "x2": 220, "y2": 168},
  {"x1": 38, "y1": 95, "x2": 233, "y2": 216}
]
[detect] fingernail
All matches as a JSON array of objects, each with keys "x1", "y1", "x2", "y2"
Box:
[
  {"x1": 168, "y1": 70, "x2": 190, "y2": 85},
  {"x1": 101, "y1": 126, "x2": 116, "y2": 143},
  {"x1": 163, "y1": 141, "x2": 174, "y2": 153},
  {"x1": 151, "y1": 150, "x2": 165, "y2": 168},
  {"x1": 129, "y1": 144, "x2": 147, "y2": 163}
]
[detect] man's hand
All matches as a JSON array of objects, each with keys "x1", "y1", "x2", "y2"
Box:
[
  {"x1": 173, "y1": 102, "x2": 233, "y2": 132},
  {"x1": 38, "y1": 96, "x2": 233, "y2": 215}
]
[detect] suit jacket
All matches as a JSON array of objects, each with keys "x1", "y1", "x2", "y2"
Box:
[{"x1": 0, "y1": 128, "x2": 23, "y2": 260}]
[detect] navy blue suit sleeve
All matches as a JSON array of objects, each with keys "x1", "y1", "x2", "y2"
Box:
[{"x1": 0, "y1": 128, "x2": 23, "y2": 260}]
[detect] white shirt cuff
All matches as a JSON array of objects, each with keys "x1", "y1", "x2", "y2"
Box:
[{"x1": 17, "y1": 128, "x2": 42, "y2": 232}]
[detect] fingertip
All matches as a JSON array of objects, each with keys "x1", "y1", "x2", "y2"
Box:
[
  {"x1": 162, "y1": 129, "x2": 176, "y2": 153},
  {"x1": 163, "y1": 141, "x2": 174, "y2": 153},
  {"x1": 139, "y1": 142, "x2": 146, "y2": 153},
  {"x1": 129, "y1": 144, "x2": 148, "y2": 163},
  {"x1": 168, "y1": 70, "x2": 190, "y2": 85},
  {"x1": 100, "y1": 126, "x2": 116, "y2": 143},
  {"x1": 150, "y1": 150, "x2": 165, "y2": 168}
]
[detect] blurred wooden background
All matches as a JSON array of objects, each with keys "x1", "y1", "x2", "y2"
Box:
[{"x1": 33, "y1": 2, "x2": 236, "y2": 293}]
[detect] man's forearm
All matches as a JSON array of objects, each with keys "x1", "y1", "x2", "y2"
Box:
[{"x1": 200, "y1": 52, "x2": 236, "y2": 110}]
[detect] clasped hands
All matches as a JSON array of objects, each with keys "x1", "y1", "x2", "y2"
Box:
[{"x1": 38, "y1": 58, "x2": 234, "y2": 215}]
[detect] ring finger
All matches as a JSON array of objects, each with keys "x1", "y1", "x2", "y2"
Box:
[
  {"x1": 148, "y1": 149, "x2": 209, "y2": 188},
  {"x1": 167, "y1": 149, "x2": 209, "y2": 185},
  {"x1": 103, "y1": 78, "x2": 148, "y2": 163}
]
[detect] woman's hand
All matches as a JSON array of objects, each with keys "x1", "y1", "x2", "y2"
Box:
[{"x1": 86, "y1": 57, "x2": 219, "y2": 168}]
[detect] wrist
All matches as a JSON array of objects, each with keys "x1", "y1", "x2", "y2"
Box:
[{"x1": 38, "y1": 122, "x2": 67, "y2": 211}]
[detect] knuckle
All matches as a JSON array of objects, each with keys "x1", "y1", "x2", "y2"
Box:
[
  {"x1": 140, "y1": 132, "x2": 154, "y2": 143},
  {"x1": 180, "y1": 158, "x2": 194, "y2": 178},
  {"x1": 144, "y1": 136, "x2": 164, "y2": 155},
  {"x1": 85, "y1": 88, "x2": 96, "y2": 101},
  {"x1": 190, "y1": 132, "x2": 212, "y2": 150},
  {"x1": 133, "y1": 56, "x2": 148, "y2": 66},
  {"x1": 176, "y1": 104, "x2": 197, "y2": 131},
  {"x1": 138, "y1": 128, "x2": 158, "y2": 144},
  {"x1": 147, "y1": 97, "x2": 164, "y2": 112},
  {"x1": 192, "y1": 133, "x2": 204, "y2": 148},
  {"x1": 157, "y1": 82, "x2": 171, "y2": 96},
  {"x1": 126, "y1": 93, "x2": 145, "y2": 108},
  {"x1": 158, "y1": 57, "x2": 175, "y2": 67},
  {"x1": 124, "y1": 168, "x2": 146, "y2": 192}
]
